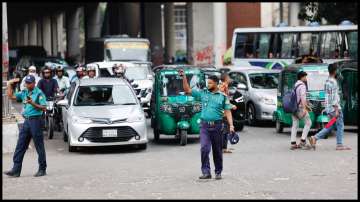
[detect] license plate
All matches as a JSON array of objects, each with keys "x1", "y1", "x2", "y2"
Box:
[{"x1": 102, "y1": 129, "x2": 117, "y2": 137}]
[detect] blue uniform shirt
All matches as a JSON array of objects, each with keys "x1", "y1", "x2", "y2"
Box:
[
  {"x1": 15, "y1": 87, "x2": 47, "y2": 117},
  {"x1": 191, "y1": 88, "x2": 232, "y2": 121}
]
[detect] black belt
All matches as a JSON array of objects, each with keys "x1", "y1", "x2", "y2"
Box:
[
  {"x1": 201, "y1": 120, "x2": 223, "y2": 126},
  {"x1": 23, "y1": 115, "x2": 43, "y2": 120}
]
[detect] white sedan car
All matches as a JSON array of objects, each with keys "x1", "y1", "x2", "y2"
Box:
[{"x1": 57, "y1": 78, "x2": 148, "y2": 152}]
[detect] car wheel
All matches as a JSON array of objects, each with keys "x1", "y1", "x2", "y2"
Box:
[
  {"x1": 276, "y1": 120, "x2": 284, "y2": 133},
  {"x1": 47, "y1": 117, "x2": 54, "y2": 139},
  {"x1": 180, "y1": 130, "x2": 187, "y2": 146},
  {"x1": 235, "y1": 123, "x2": 244, "y2": 132},
  {"x1": 138, "y1": 144, "x2": 147, "y2": 150},
  {"x1": 247, "y1": 103, "x2": 257, "y2": 126},
  {"x1": 68, "y1": 137, "x2": 76, "y2": 152},
  {"x1": 154, "y1": 126, "x2": 160, "y2": 142}
]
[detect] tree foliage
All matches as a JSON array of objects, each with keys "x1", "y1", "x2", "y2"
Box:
[{"x1": 298, "y1": 2, "x2": 358, "y2": 24}]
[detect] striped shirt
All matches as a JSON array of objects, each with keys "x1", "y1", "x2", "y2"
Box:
[{"x1": 324, "y1": 77, "x2": 341, "y2": 114}]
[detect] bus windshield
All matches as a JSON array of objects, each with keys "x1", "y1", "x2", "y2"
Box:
[{"x1": 105, "y1": 42, "x2": 149, "y2": 62}]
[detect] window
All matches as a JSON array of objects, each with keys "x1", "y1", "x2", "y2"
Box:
[
  {"x1": 320, "y1": 32, "x2": 342, "y2": 59},
  {"x1": 281, "y1": 33, "x2": 294, "y2": 58},
  {"x1": 161, "y1": 74, "x2": 200, "y2": 96},
  {"x1": 281, "y1": 71, "x2": 296, "y2": 95},
  {"x1": 346, "y1": 31, "x2": 358, "y2": 59},
  {"x1": 234, "y1": 33, "x2": 256, "y2": 58},
  {"x1": 256, "y1": 33, "x2": 271, "y2": 58},
  {"x1": 229, "y1": 72, "x2": 247, "y2": 87},
  {"x1": 99, "y1": 68, "x2": 112, "y2": 77},
  {"x1": 234, "y1": 34, "x2": 247, "y2": 58},
  {"x1": 248, "y1": 73, "x2": 279, "y2": 89}
]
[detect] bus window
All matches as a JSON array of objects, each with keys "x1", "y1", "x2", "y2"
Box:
[
  {"x1": 310, "y1": 32, "x2": 320, "y2": 57},
  {"x1": 244, "y1": 34, "x2": 256, "y2": 58},
  {"x1": 320, "y1": 32, "x2": 342, "y2": 59},
  {"x1": 299, "y1": 33, "x2": 311, "y2": 56},
  {"x1": 256, "y1": 33, "x2": 271, "y2": 58},
  {"x1": 281, "y1": 33, "x2": 294, "y2": 58},
  {"x1": 234, "y1": 33, "x2": 247, "y2": 58},
  {"x1": 346, "y1": 31, "x2": 358, "y2": 60}
]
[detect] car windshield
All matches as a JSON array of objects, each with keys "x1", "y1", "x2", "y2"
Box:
[
  {"x1": 73, "y1": 85, "x2": 137, "y2": 106},
  {"x1": 306, "y1": 70, "x2": 329, "y2": 91},
  {"x1": 125, "y1": 66, "x2": 150, "y2": 80},
  {"x1": 105, "y1": 42, "x2": 149, "y2": 62},
  {"x1": 248, "y1": 73, "x2": 279, "y2": 89},
  {"x1": 161, "y1": 74, "x2": 201, "y2": 96}
]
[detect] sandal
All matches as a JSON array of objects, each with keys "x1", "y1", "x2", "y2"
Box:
[
  {"x1": 336, "y1": 145, "x2": 351, "y2": 150},
  {"x1": 223, "y1": 149, "x2": 232, "y2": 153}
]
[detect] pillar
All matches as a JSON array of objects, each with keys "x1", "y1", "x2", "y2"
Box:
[
  {"x1": 66, "y1": 7, "x2": 81, "y2": 63},
  {"x1": 186, "y1": 3, "x2": 193, "y2": 64},
  {"x1": 289, "y1": 2, "x2": 300, "y2": 26},
  {"x1": 56, "y1": 13, "x2": 64, "y2": 58},
  {"x1": 3, "y1": 2, "x2": 9, "y2": 80},
  {"x1": 85, "y1": 3, "x2": 102, "y2": 39},
  {"x1": 29, "y1": 20, "x2": 37, "y2": 45},
  {"x1": 23, "y1": 23, "x2": 29, "y2": 46},
  {"x1": 51, "y1": 14, "x2": 58, "y2": 56},
  {"x1": 16, "y1": 28, "x2": 21, "y2": 46},
  {"x1": 144, "y1": 3, "x2": 164, "y2": 66},
  {"x1": 164, "y1": 3, "x2": 175, "y2": 63},
  {"x1": 213, "y1": 3, "x2": 227, "y2": 66},
  {"x1": 43, "y1": 16, "x2": 52, "y2": 56},
  {"x1": 37, "y1": 19, "x2": 42, "y2": 46},
  {"x1": 124, "y1": 3, "x2": 141, "y2": 37}
]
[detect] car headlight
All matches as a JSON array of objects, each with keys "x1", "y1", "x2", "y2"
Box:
[
  {"x1": 127, "y1": 112, "x2": 145, "y2": 122},
  {"x1": 193, "y1": 103, "x2": 202, "y2": 113},
  {"x1": 73, "y1": 116, "x2": 93, "y2": 124},
  {"x1": 259, "y1": 97, "x2": 276, "y2": 105}
]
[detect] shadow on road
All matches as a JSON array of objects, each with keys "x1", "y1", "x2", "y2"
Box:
[{"x1": 75, "y1": 145, "x2": 146, "y2": 154}]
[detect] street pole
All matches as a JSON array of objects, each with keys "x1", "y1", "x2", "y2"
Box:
[{"x1": 2, "y1": 2, "x2": 9, "y2": 80}]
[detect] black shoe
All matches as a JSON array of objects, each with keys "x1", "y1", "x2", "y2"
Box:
[
  {"x1": 215, "y1": 174, "x2": 222, "y2": 180},
  {"x1": 4, "y1": 170, "x2": 20, "y2": 177},
  {"x1": 34, "y1": 170, "x2": 46, "y2": 177},
  {"x1": 199, "y1": 174, "x2": 212, "y2": 179}
]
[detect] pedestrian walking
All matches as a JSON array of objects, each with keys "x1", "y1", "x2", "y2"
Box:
[
  {"x1": 219, "y1": 73, "x2": 237, "y2": 154},
  {"x1": 180, "y1": 69, "x2": 234, "y2": 180},
  {"x1": 309, "y1": 64, "x2": 351, "y2": 151},
  {"x1": 4, "y1": 75, "x2": 48, "y2": 177},
  {"x1": 290, "y1": 71, "x2": 312, "y2": 150}
]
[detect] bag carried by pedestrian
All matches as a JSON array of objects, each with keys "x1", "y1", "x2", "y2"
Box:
[{"x1": 282, "y1": 84, "x2": 303, "y2": 114}]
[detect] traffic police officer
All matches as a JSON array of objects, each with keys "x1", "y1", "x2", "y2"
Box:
[
  {"x1": 4, "y1": 75, "x2": 48, "y2": 177},
  {"x1": 179, "y1": 69, "x2": 234, "y2": 180}
]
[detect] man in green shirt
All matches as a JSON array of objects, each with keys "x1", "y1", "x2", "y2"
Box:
[
  {"x1": 180, "y1": 69, "x2": 234, "y2": 180},
  {"x1": 4, "y1": 75, "x2": 48, "y2": 177}
]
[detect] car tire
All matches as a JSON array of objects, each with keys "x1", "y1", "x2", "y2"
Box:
[
  {"x1": 138, "y1": 144, "x2": 147, "y2": 150},
  {"x1": 154, "y1": 126, "x2": 160, "y2": 142},
  {"x1": 68, "y1": 137, "x2": 76, "y2": 152},
  {"x1": 247, "y1": 103, "x2": 257, "y2": 126},
  {"x1": 180, "y1": 130, "x2": 187, "y2": 146},
  {"x1": 276, "y1": 120, "x2": 284, "y2": 133},
  {"x1": 235, "y1": 123, "x2": 244, "y2": 132},
  {"x1": 47, "y1": 117, "x2": 54, "y2": 139}
]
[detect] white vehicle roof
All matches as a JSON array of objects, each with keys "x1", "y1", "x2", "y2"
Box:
[
  {"x1": 87, "y1": 61, "x2": 137, "y2": 69},
  {"x1": 78, "y1": 77, "x2": 129, "y2": 86},
  {"x1": 234, "y1": 25, "x2": 357, "y2": 33},
  {"x1": 229, "y1": 68, "x2": 280, "y2": 74}
]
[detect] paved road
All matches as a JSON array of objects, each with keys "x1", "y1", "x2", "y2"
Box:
[{"x1": 3, "y1": 103, "x2": 358, "y2": 199}]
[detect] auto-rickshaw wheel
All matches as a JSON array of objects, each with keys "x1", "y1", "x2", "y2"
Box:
[
  {"x1": 180, "y1": 130, "x2": 187, "y2": 146},
  {"x1": 276, "y1": 120, "x2": 284, "y2": 133},
  {"x1": 154, "y1": 127, "x2": 160, "y2": 141}
]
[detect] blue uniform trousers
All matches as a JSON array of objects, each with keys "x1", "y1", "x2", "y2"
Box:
[
  {"x1": 200, "y1": 121, "x2": 223, "y2": 175},
  {"x1": 12, "y1": 118, "x2": 47, "y2": 173}
]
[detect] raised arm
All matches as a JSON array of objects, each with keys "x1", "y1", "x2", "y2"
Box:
[{"x1": 179, "y1": 69, "x2": 192, "y2": 95}]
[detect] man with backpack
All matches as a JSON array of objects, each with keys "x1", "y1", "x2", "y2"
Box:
[{"x1": 288, "y1": 71, "x2": 312, "y2": 150}]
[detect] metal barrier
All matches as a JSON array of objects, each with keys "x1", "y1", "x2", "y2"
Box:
[{"x1": 2, "y1": 81, "x2": 12, "y2": 118}]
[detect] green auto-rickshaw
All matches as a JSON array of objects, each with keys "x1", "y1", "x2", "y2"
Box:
[
  {"x1": 331, "y1": 60, "x2": 358, "y2": 126},
  {"x1": 150, "y1": 65, "x2": 206, "y2": 145},
  {"x1": 273, "y1": 63, "x2": 331, "y2": 133}
]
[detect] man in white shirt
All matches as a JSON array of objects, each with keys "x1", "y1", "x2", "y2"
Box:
[
  {"x1": 53, "y1": 66, "x2": 70, "y2": 95},
  {"x1": 20, "y1": 66, "x2": 41, "y2": 91}
]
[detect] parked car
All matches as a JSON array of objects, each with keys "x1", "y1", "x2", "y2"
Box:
[
  {"x1": 57, "y1": 78, "x2": 148, "y2": 152},
  {"x1": 229, "y1": 67, "x2": 280, "y2": 125}
]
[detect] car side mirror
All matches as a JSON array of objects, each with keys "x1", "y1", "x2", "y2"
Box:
[
  {"x1": 237, "y1": 83, "x2": 247, "y2": 90},
  {"x1": 57, "y1": 99, "x2": 69, "y2": 109}
]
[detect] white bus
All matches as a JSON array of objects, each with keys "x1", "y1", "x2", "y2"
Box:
[{"x1": 231, "y1": 23, "x2": 357, "y2": 69}]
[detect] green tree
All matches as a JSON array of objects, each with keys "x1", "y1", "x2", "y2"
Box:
[{"x1": 298, "y1": 2, "x2": 358, "y2": 24}]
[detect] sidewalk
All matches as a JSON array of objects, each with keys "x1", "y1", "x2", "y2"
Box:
[{"x1": 2, "y1": 105, "x2": 24, "y2": 154}]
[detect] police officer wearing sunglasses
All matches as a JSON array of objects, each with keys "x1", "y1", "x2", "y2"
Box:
[{"x1": 179, "y1": 69, "x2": 234, "y2": 180}]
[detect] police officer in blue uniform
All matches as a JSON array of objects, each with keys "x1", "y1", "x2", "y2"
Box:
[
  {"x1": 179, "y1": 69, "x2": 234, "y2": 180},
  {"x1": 4, "y1": 75, "x2": 48, "y2": 177}
]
